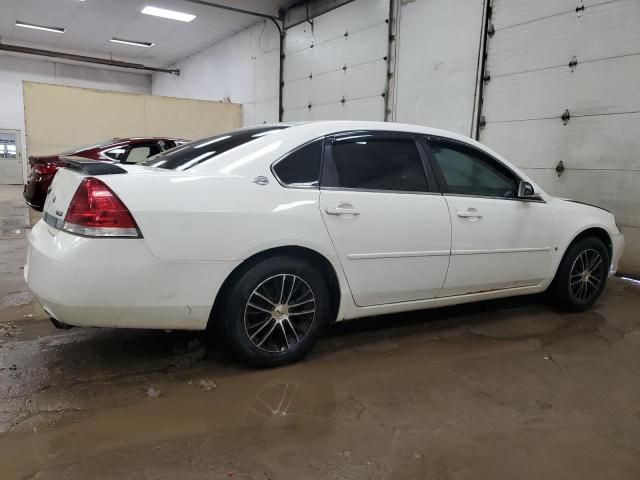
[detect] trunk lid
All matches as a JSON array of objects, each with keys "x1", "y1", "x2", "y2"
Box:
[
  {"x1": 43, "y1": 157, "x2": 128, "y2": 224},
  {"x1": 42, "y1": 167, "x2": 87, "y2": 225},
  {"x1": 42, "y1": 160, "x2": 165, "y2": 230}
]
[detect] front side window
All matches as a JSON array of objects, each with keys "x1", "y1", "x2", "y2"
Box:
[
  {"x1": 322, "y1": 134, "x2": 428, "y2": 192},
  {"x1": 273, "y1": 140, "x2": 323, "y2": 187},
  {"x1": 428, "y1": 139, "x2": 518, "y2": 198}
]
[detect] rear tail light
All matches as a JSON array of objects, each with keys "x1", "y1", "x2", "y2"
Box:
[{"x1": 62, "y1": 177, "x2": 141, "y2": 238}]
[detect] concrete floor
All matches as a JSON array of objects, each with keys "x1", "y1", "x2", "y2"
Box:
[{"x1": 0, "y1": 185, "x2": 639, "y2": 480}]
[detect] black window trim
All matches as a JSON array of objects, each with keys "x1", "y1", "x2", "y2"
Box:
[
  {"x1": 318, "y1": 130, "x2": 439, "y2": 195},
  {"x1": 270, "y1": 136, "x2": 327, "y2": 189},
  {"x1": 420, "y1": 135, "x2": 546, "y2": 203}
]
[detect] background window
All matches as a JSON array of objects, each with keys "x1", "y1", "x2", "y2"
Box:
[
  {"x1": 323, "y1": 137, "x2": 427, "y2": 192},
  {"x1": 429, "y1": 140, "x2": 517, "y2": 197},
  {"x1": 273, "y1": 140, "x2": 322, "y2": 187}
]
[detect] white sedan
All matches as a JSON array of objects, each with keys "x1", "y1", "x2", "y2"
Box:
[{"x1": 25, "y1": 121, "x2": 625, "y2": 367}]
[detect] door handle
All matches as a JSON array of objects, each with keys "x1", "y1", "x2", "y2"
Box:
[
  {"x1": 325, "y1": 203, "x2": 360, "y2": 216},
  {"x1": 457, "y1": 208, "x2": 482, "y2": 219}
]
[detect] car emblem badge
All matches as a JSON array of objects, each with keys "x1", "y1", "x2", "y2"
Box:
[
  {"x1": 56, "y1": 210, "x2": 63, "y2": 217},
  {"x1": 253, "y1": 176, "x2": 269, "y2": 186}
]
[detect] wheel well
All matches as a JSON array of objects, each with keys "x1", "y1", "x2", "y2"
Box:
[
  {"x1": 208, "y1": 246, "x2": 341, "y2": 330},
  {"x1": 568, "y1": 227, "x2": 613, "y2": 261},
  {"x1": 550, "y1": 227, "x2": 612, "y2": 287}
]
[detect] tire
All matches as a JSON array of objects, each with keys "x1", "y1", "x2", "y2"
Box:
[
  {"x1": 222, "y1": 255, "x2": 332, "y2": 367},
  {"x1": 550, "y1": 236, "x2": 609, "y2": 312}
]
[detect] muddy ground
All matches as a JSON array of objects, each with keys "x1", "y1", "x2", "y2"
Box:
[{"x1": 0, "y1": 185, "x2": 639, "y2": 479}]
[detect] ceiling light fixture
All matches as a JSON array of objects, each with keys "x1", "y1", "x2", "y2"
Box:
[
  {"x1": 15, "y1": 21, "x2": 66, "y2": 33},
  {"x1": 141, "y1": 6, "x2": 196, "y2": 22},
  {"x1": 110, "y1": 37, "x2": 155, "y2": 48}
]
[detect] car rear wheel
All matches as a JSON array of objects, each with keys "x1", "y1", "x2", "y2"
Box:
[
  {"x1": 222, "y1": 255, "x2": 332, "y2": 367},
  {"x1": 550, "y1": 237, "x2": 609, "y2": 311}
]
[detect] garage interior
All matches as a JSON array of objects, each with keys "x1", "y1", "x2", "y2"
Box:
[{"x1": 0, "y1": 0, "x2": 639, "y2": 478}]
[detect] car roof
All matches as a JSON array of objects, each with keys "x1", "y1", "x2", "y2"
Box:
[
  {"x1": 187, "y1": 121, "x2": 477, "y2": 172},
  {"x1": 285, "y1": 120, "x2": 514, "y2": 162},
  {"x1": 187, "y1": 120, "x2": 539, "y2": 190},
  {"x1": 102, "y1": 137, "x2": 187, "y2": 147},
  {"x1": 70, "y1": 137, "x2": 187, "y2": 152}
]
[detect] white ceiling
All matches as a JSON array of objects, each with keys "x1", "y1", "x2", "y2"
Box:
[{"x1": 0, "y1": 0, "x2": 285, "y2": 67}]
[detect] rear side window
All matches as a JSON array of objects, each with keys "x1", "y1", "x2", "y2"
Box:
[
  {"x1": 322, "y1": 135, "x2": 428, "y2": 192},
  {"x1": 103, "y1": 147, "x2": 127, "y2": 161},
  {"x1": 126, "y1": 143, "x2": 162, "y2": 164},
  {"x1": 428, "y1": 139, "x2": 518, "y2": 198},
  {"x1": 273, "y1": 140, "x2": 323, "y2": 187},
  {"x1": 142, "y1": 127, "x2": 289, "y2": 171}
]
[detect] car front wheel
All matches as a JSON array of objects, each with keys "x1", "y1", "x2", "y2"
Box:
[
  {"x1": 222, "y1": 255, "x2": 332, "y2": 367},
  {"x1": 551, "y1": 237, "x2": 609, "y2": 311}
]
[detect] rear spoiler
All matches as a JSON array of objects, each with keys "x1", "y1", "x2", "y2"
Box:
[{"x1": 60, "y1": 156, "x2": 127, "y2": 175}]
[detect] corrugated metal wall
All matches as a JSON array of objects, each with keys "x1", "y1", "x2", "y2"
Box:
[
  {"x1": 277, "y1": 0, "x2": 640, "y2": 273},
  {"x1": 394, "y1": 0, "x2": 486, "y2": 136},
  {"x1": 282, "y1": 0, "x2": 390, "y2": 121},
  {"x1": 479, "y1": 0, "x2": 640, "y2": 273}
]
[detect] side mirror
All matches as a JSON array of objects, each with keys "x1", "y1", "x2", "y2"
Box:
[{"x1": 518, "y1": 181, "x2": 536, "y2": 198}]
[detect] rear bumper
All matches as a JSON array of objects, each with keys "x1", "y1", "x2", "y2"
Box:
[
  {"x1": 610, "y1": 233, "x2": 625, "y2": 277},
  {"x1": 25, "y1": 220, "x2": 238, "y2": 330}
]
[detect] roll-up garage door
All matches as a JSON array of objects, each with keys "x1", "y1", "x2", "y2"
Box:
[
  {"x1": 479, "y1": 0, "x2": 640, "y2": 273},
  {"x1": 282, "y1": 0, "x2": 390, "y2": 121}
]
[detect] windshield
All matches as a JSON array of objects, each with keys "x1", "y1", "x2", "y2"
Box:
[{"x1": 142, "y1": 127, "x2": 289, "y2": 171}]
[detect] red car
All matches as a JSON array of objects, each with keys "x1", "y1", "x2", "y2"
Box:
[{"x1": 23, "y1": 137, "x2": 187, "y2": 211}]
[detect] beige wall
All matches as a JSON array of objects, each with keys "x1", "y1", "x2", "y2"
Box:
[{"x1": 23, "y1": 81, "x2": 242, "y2": 158}]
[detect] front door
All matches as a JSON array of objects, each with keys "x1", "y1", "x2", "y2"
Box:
[
  {"x1": 424, "y1": 137, "x2": 555, "y2": 297},
  {"x1": 319, "y1": 132, "x2": 452, "y2": 307},
  {"x1": 0, "y1": 130, "x2": 22, "y2": 185}
]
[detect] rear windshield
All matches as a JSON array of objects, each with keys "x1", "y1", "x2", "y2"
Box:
[{"x1": 142, "y1": 127, "x2": 289, "y2": 171}]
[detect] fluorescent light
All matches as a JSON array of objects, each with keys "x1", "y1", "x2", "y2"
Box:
[
  {"x1": 110, "y1": 38, "x2": 154, "y2": 48},
  {"x1": 141, "y1": 6, "x2": 195, "y2": 22},
  {"x1": 15, "y1": 21, "x2": 65, "y2": 33}
]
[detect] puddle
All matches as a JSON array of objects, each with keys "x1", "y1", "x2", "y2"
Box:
[
  {"x1": 0, "y1": 212, "x2": 31, "y2": 239},
  {"x1": 0, "y1": 358, "x2": 338, "y2": 478},
  {"x1": 5, "y1": 277, "x2": 640, "y2": 478},
  {"x1": 0, "y1": 291, "x2": 34, "y2": 307}
]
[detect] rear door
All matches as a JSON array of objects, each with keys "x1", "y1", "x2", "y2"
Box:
[{"x1": 319, "y1": 131, "x2": 451, "y2": 306}]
